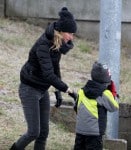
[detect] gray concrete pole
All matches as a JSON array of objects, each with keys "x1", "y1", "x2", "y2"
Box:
[{"x1": 99, "y1": 0, "x2": 122, "y2": 138}]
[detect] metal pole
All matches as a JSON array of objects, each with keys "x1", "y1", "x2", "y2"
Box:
[{"x1": 99, "y1": 0, "x2": 122, "y2": 138}]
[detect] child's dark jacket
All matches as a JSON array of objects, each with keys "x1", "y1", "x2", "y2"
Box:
[{"x1": 75, "y1": 80, "x2": 119, "y2": 136}]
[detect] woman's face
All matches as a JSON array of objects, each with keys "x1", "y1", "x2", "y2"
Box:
[{"x1": 61, "y1": 32, "x2": 74, "y2": 43}]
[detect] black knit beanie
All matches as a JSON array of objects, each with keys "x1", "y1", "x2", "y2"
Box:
[
  {"x1": 91, "y1": 61, "x2": 111, "y2": 83},
  {"x1": 55, "y1": 7, "x2": 77, "y2": 33}
]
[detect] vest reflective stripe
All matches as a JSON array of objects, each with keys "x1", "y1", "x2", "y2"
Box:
[
  {"x1": 103, "y1": 90, "x2": 119, "y2": 108},
  {"x1": 78, "y1": 89, "x2": 98, "y2": 119}
]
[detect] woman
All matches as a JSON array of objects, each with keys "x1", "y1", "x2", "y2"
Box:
[{"x1": 10, "y1": 7, "x2": 77, "y2": 150}]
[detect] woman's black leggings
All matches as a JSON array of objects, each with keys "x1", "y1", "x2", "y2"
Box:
[{"x1": 15, "y1": 83, "x2": 50, "y2": 149}]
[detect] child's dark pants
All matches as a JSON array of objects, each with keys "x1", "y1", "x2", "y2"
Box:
[{"x1": 74, "y1": 133, "x2": 103, "y2": 150}]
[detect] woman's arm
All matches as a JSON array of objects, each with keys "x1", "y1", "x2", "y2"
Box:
[{"x1": 36, "y1": 44, "x2": 68, "y2": 92}]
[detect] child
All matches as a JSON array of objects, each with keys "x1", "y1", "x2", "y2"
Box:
[{"x1": 73, "y1": 61, "x2": 119, "y2": 150}]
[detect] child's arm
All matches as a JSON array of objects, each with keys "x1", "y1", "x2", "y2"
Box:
[
  {"x1": 68, "y1": 91, "x2": 78, "y2": 113},
  {"x1": 97, "y1": 89, "x2": 119, "y2": 112},
  {"x1": 73, "y1": 98, "x2": 79, "y2": 113},
  {"x1": 107, "y1": 80, "x2": 119, "y2": 98}
]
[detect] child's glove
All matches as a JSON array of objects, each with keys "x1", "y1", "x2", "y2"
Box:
[
  {"x1": 107, "y1": 80, "x2": 118, "y2": 98},
  {"x1": 54, "y1": 91, "x2": 63, "y2": 108},
  {"x1": 68, "y1": 91, "x2": 78, "y2": 101},
  {"x1": 74, "y1": 101, "x2": 78, "y2": 113}
]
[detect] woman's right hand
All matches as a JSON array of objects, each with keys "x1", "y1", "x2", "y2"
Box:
[{"x1": 67, "y1": 88, "x2": 77, "y2": 101}]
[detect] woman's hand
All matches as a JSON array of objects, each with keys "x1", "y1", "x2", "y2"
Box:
[{"x1": 54, "y1": 91, "x2": 63, "y2": 108}]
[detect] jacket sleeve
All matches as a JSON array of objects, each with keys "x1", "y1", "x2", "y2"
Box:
[
  {"x1": 36, "y1": 44, "x2": 68, "y2": 92},
  {"x1": 97, "y1": 89, "x2": 119, "y2": 112},
  {"x1": 53, "y1": 60, "x2": 61, "y2": 78}
]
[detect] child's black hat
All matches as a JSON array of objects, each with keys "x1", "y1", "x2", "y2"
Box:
[{"x1": 91, "y1": 61, "x2": 111, "y2": 83}]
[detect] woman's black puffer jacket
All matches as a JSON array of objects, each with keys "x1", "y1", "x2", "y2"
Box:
[{"x1": 20, "y1": 22, "x2": 74, "y2": 92}]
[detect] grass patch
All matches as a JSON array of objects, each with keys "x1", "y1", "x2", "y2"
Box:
[
  {"x1": 78, "y1": 42, "x2": 92, "y2": 53},
  {"x1": 57, "y1": 123, "x2": 70, "y2": 132},
  {"x1": 71, "y1": 81, "x2": 84, "y2": 88},
  {"x1": 0, "y1": 95, "x2": 19, "y2": 103},
  {"x1": 0, "y1": 108, "x2": 5, "y2": 116}
]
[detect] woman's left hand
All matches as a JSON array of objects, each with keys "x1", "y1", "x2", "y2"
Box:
[{"x1": 54, "y1": 91, "x2": 63, "y2": 107}]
